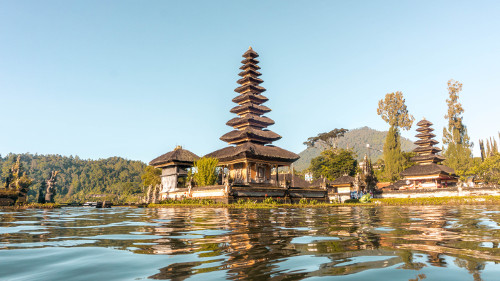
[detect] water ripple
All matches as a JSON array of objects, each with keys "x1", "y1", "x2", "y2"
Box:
[{"x1": 1, "y1": 206, "x2": 500, "y2": 280}]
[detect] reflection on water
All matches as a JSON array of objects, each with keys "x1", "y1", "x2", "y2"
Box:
[{"x1": 1, "y1": 206, "x2": 500, "y2": 280}]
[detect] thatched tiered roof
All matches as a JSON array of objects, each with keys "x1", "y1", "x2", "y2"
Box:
[
  {"x1": 332, "y1": 175, "x2": 355, "y2": 186},
  {"x1": 150, "y1": 146, "x2": 199, "y2": 167},
  {"x1": 207, "y1": 47, "x2": 299, "y2": 164},
  {"x1": 401, "y1": 164, "x2": 454, "y2": 177},
  {"x1": 222, "y1": 47, "x2": 281, "y2": 146},
  {"x1": 206, "y1": 142, "x2": 298, "y2": 163},
  {"x1": 400, "y1": 118, "x2": 455, "y2": 177},
  {"x1": 409, "y1": 119, "x2": 446, "y2": 165}
]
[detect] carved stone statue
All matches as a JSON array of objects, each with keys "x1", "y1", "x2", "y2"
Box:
[{"x1": 45, "y1": 171, "x2": 59, "y2": 203}]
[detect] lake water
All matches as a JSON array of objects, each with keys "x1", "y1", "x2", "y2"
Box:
[{"x1": 1, "y1": 206, "x2": 500, "y2": 280}]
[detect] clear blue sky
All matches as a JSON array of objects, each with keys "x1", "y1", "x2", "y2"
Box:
[{"x1": 1, "y1": 0, "x2": 499, "y2": 163}]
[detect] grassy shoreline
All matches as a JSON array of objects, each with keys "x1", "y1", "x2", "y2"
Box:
[
  {"x1": 147, "y1": 196, "x2": 500, "y2": 208},
  {"x1": 372, "y1": 195, "x2": 500, "y2": 205},
  {"x1": 0, "y1": 203, "x2": 61, "y2": 210},
  {"x1": 3, "y1": 196, "x2": 500, "y2": 209}
]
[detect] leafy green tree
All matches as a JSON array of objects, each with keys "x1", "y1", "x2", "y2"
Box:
[
  {"x1": 381, "y1": 126, "x2": 405, "y2": 182},
  {"x1": 442, "y1": 79, "x2": 473, "y2": 179},
  {"x1": 193, "y1": 157, "x2": 219, "y2": 186},
  {"x1": 304, "y1": 128, "x2": 349, "y2": 149},
  {"x1": 479, "y1": 140, "x2": 486, "y2": 161},
  {"x1": 377, "y1": 91, "x2": 414, "y2": 182},
  {"x1": 474, "y1": 153, "x2": 500, "y2": 184},
  {"x1": 309, "y1": 148, "x2": 357, "y2": 181},
  {"x1": 402, "y1": 151, "x2": 417, "y2": 171},
  {"x1": 141, "y1": 166, "x2": 161, "y2": 187},
  {"x1": 377, "y1": 91, "x2": 415, "y2": 129},
  {"x1": 487, "y1": 139, "x2": 492, "y2": 156},
  {"x1": 4, "y1": 155, "x2": 33, "y2": 191},
  {"x1": 492, "y1": 137, "x2": 498, "y2": 155},
  {"x1": 478, "y1": 135, "x2": 499, "y2": 162}
]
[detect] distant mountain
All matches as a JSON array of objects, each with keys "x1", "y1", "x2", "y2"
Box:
[{"x1": 293, "y1": 126, "x2": 415, "y2": 171}]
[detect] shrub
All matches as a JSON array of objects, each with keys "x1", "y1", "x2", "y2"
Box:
[
  {"x1": 193, "y1": 157, "x2": 219, "y2": 186},
  {"x1": 359, "y1": 194, "x2": 371, "y2": 203},
  {"x1": 263, "y1": 197, "x2": 277, "y2": 205}
]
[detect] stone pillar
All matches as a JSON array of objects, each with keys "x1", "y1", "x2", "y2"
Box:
[
  {"x1": 275, "y1": 165, "x2": 279, "y2": 187},
  {"x1": 224, "y1": 165, "x2": 229, "y2": 186},
  {"x1": 175, "y1": 166, "x2": 181, "y2": 190},
  {"x1": 246, "y1": 161, "x2": 250, "y2": 184}
]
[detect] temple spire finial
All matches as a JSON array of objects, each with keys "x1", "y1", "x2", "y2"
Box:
[{"x1": 248, "y1": 46, "x2": 253, "y2": 50}]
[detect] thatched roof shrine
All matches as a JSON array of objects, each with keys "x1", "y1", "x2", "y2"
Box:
[
  {"x1": 332, "y1": 175, "x2": 355, "y2": 186},
  {"x1": 150, "y1": 146, "x2": 199, "y2": 168}
]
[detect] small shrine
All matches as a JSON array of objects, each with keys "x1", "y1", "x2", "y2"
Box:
[
  {"x1": 400, "y1": 118, "x2": 458, "y2": 189},
  {"x1": 206, "y1": 47, "x2": 299, "y2": 186},
  {"x1": 330, "y1": 175, "x2": 355, "y2": 202},
  {"x1": 149, "y1": 146, "x2": 199, "y2": 196}
]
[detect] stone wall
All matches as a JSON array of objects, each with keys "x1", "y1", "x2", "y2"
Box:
[
  {"x1": 159, "y1": 185, "x2": 328, "y2": 203},
  {"x1": 160, "y1": 185, "x2": 227, "y2": 201}
]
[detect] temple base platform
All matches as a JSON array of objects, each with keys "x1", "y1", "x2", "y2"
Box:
[{"x1": 159, "y1": 185, "x2": 328, "y2": 203}]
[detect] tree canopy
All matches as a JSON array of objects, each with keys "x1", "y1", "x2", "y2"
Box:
[
  {"x1": 141, "y1": 166, "x2": 161, "y2": 187},
  {"x1": 309, "y1": 148, "x2": 357, "y2": 181},
  {"x1": 193, "y1": 157, "x2": 219, "y2": 186},
  {"x1": 474, "y1": 153, "x2": 500, "y2": 184},
  {"x1": 377, "y1": 91, "x2": 415, "y2": 130},
  {"x1": 442, "y1": 79, "x2": 473, "y2": 179},
  {"x1": 381, "y1": 126, "x2": 405, "y2": 182},
  {"x1": 0, "y1": 153, "x2": 146, "y2": 203},
  {"x1": 377, "y1": 91, "x2": 414, "y2": 182},
  {"x1": 3, "y1": 155, "x2": 32, "y2": 191},
  {"x1": 303, "y1": 128, "x2": 348, "y2": 149}
]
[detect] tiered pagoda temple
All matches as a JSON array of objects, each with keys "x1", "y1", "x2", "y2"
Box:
[
  {"x1": 400, "y1": 118, "x2": 457, "y2": 189},
  {"x1": 206, "y1": 47, "x2": 299, "y2": 186}
]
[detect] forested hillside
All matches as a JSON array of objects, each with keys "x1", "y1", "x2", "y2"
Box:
[
  {"x1": 294, "y1": 126, "x2": 415, "y2": 171},
  {"x1": 0, "y1": 126, "x2": 416, "y2": 201},
  {"x1": 0, "y1": 153, "x2": 146, "y2": 203}
]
